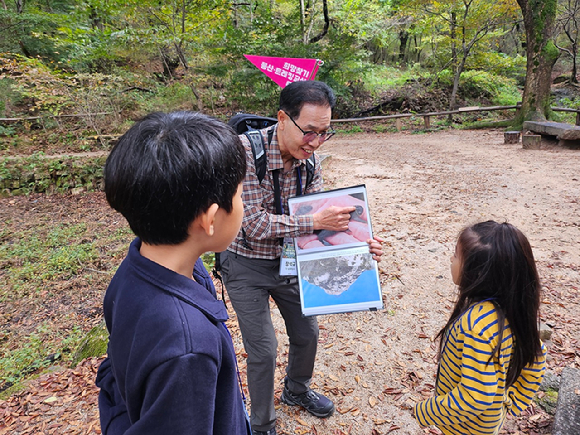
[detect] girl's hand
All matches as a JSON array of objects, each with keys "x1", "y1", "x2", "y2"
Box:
[{"x1": 367, "y1": 236, "x2": 384, "y2": 261}]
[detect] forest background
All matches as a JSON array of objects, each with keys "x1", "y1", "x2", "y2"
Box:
[
  {"x1": 2, "y1": 0, "x2": 580, "y2": 144},
  {"x1": 0, "y1": 0, "x2": 578, "y2": 431}
]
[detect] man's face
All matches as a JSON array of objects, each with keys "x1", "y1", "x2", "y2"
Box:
[{"x1": 278, "y1": 103, "x2": 332, "y2": 163}]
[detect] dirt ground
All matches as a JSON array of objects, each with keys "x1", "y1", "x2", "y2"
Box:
[{"x1": 1, "y1": 129, "x2": 579, "y2": 434}]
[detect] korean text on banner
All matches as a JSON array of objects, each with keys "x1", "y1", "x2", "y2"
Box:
[{"x1": 244, "y1": 55, "x2": 321, "y2": 88}]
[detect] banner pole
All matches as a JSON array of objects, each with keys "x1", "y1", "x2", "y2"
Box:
[{"x1": 309, "y1": 59, "x2": 323, "y2": 81}]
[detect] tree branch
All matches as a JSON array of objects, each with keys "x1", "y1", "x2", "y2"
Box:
[{"x1": 309, "y1": 0, "x2": 329, "y2": 43}]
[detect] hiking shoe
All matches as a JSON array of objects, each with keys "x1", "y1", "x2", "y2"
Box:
[
  {"x1": 251, "y1": 428, "x2": 276, "y2": 435},
  {"x1": 281, "y1": 384, "x2": 335, "y2": 418}
]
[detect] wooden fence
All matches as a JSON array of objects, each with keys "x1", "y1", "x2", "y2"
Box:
[
  {"x1": 331, "y1": 105, "x2": 580, "y2": 129},
  {"x1": 0, "y1": 112, "x2": 115, "y2": 123},
  {"x1": 2, "y1": 106, "x2": 580, "y2": 130}
]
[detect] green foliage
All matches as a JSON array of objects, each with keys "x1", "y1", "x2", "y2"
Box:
[
  {"x1": 0, "y1": 126, "x2": 16, "y2": 137},
  {"x1": 372, "y1": 124, "x2": 390, "y2": 133},
  {"x1": 0, "y1": 154, "x2": 106, "y2": 195},
  {"x1": 460, "y1": 71, "x2": 521, "y2": 105},
  {"x1": 0, "y1": 222, "x2": 97, "y2": 286},
  {"x1": 536, "y1": 388, "x2": 558, "y2": 415},
  {"x1": 542, "y1": 40, "x2": 560, "y2": 63},
  {"x1": 0, "y1": 190, "x2": 133, "y2": 393},
  {"x1": 0, "y1": 220, "x2": 100, "y2": 387},
  {"x1": 70, "y1": 321, "x2": 108, "y2": 367},
  {"x1": 363, "y1": 64, "x2": 429, "y2": 91},
  {"x1": 0, "y1": 78, "x2": 23, "y2": 116},
  {"x1": 135, "y1": 81, "x2": 207, "y2": 114},
  {"x1": 201, "y1": 252, "x2": 216, "y2": 273},
  {"x1": 0, "y1": 323, "x2": 84, "y2": 388},
  {"x1": 0, "y1": 55, "x2": 138, "y2": 139},
  {"x1": 531, "y1": 0, "x2": 557, "y2": 43},
  {"x1": 556, "y1": 97, "x2": 580, "y2": 110},
  {"x1": 1, "y1": 55, "x2": 75, "y2": 115},
  {"x1": 436, "y1": 69, "x2": 520, "y2": 106},
  {"x1": 0, "y1": 0, "x2": 530, "y2": 122},
  {"x1": 0, "y1": 9, "x2": 75, "y2": 62},
  {"x1": 336, "y1": 125, "x2": 364, "y2": 134},
  {"x1": 468, "y1": 53, "x2": 527, "y2": 82}
]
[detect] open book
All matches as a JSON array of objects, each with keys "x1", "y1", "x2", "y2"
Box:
[{"x1": 288, "y1": 185, "x2": 383, "y2": 316}]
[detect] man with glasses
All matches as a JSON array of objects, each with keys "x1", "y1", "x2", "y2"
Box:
[{"x1": 220, "y1": 81, "x2": 381, "y2": 435}]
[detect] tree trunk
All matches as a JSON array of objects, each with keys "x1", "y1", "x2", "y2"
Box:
[
  {"x1": 232, "y1": 2, "x2": 238, "y2": 28},
  {"x1": 159, "y1": 48, "x2": 179, "y2": 80},
  {"x1": 448, "y1": 55, "x2": 466, "y2": 113},
  {"x1": 300, "y1": 0, "x2": 306, "y2": 43},
  {"x1": 305, "y1": 0, "x2": 316, "y2": 42},
  {"x1": 450, "y1": 12, "x2": 457, "y2": 73},
  {"x1": 515, "y1": 0, "x2": 559, "y2": 122},
  {"x1": 399, "y1": 30, "x2": 409, "y2": 63},
  {"x1": 89, "y1": 6, "x2": 103, "y2": 30},
  {"x1": 414, "y1": 35, "x2": 421, "y2": 62},
  {"x1": 572, "y1": 41, "x2": 578, "y2": 83},
  {"x1": 309, "y1": 0, "x2": 329, "y2": 43}
]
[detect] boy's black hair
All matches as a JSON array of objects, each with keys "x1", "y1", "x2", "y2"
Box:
[
  {"x1": 279, "y1": 81, "x2": 336, "y2": 119},
  {"x1": 104, "y1": 111, "x2": 246, "y2": 245},
  {"x1": 438, "y1": 221, "x2": 543, "y2": 387}
]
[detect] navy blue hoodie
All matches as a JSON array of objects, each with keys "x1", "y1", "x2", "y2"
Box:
[{"x1": 96, "y1": 238, "x2": 250, "y2": 434}]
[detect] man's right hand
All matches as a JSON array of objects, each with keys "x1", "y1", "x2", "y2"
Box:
[{"x1": 313, "y1": 205, "x2": 356, "y2": 231}]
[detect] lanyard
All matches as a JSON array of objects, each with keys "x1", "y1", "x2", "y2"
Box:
[{"x1": 273, "y1": 166, "x2": 303, "y2": 215}]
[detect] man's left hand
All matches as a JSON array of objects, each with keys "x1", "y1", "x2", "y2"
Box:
[{"x1": 367, "y1": 236, "x2": 384, "y2": 262}]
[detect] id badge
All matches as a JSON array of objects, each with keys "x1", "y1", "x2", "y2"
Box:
[{"x1": 279, "y1": 237, "x2": 297, "y2": 276}]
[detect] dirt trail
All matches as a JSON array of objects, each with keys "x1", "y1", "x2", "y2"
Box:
[
  {"x1": 263, "y1": 129, "x2": 580, "y2": 434},
  {"x1": 1, "y1": 129, "x2": 578, "y2": 434}
]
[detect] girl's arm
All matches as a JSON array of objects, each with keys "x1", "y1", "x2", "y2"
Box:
[
  {"x1": 507, "y1": 342, "x2": 547, "y2": 415},
  {"x1": 414, "y1": 313, "x2": 500, "y2": 429}
]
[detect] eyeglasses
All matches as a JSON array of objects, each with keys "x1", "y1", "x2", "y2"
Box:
[{"x1": 283, "y1": 111, "x2": 335, "y2": 144}]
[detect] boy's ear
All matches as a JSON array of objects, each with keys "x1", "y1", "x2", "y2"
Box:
[{"x1": 199, "y1": 203, "x2": 220, "y2": 236}]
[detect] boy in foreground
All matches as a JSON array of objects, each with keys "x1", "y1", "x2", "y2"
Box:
[{"x1": 96, "y1": 111, "x2": 251, "y2": 435}]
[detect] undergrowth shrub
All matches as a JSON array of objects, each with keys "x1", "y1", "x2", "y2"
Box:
[{"x1": 436, "y1": 69, "x2": 520, "y2": 106}]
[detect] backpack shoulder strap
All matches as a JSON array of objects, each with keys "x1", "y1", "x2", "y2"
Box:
[
  {"x1": 244, "y1": 130, "x2": 266, "y2": 183},
  {"x1": 304, "y1": 154, "x2": 316, "y2": 191},
  {"x1": 244, "y1": 128, "x2": 275, "y2": 184}
]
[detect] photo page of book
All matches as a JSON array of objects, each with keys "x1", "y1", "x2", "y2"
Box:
[{"x1": 288, "y1": 185, "x2": 383, "y2": 316}]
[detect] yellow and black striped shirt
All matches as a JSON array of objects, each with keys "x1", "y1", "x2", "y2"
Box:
[{"x1": 414, "y1": 301, "x2": 546, "y2": 435}]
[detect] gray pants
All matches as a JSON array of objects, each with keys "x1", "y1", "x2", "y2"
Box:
[{"x1": 220, "y1": 251, "x2": 319, "y2": 432}]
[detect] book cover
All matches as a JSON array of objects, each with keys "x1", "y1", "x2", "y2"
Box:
[{"x1": 288, "y1": 185, "x2": 383, "y2": 316}]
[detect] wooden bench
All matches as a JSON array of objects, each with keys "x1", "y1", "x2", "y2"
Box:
[{"x1": 523, "y1": 121, "x2": 580, "y2": 147}]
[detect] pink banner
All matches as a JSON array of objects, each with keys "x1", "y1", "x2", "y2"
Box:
[{"x1": 244, "y1": 55, "x2": 321, "y2": 88}]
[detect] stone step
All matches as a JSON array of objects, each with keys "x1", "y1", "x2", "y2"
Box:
[{"x1": 553, "y1": 367, "x2": 580, "y2": 435}]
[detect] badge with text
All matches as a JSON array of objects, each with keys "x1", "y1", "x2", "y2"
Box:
[{"x1": 279, "y1": 237, "x2": 298, "y2": 276}]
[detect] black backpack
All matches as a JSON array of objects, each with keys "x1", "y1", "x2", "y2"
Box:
[
  {"x1": 214, "y1": 113, "x2": 317, "y2": 290},
  {"x1": 228, "y1": 112, "x2": 278, "y2": 135},
  {"x1": 227, "y1": 112, "x2": 316, "y2": 187}
]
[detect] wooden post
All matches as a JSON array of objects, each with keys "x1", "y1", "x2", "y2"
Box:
[
  {"x1": 576, "y1": 111, "x2": 580, "y2": 126},
  {"x1": 522, "y1": 134, "x2": 541, "y2": 150},
  {"x1": 395, "y1": 118, "x2": 402, "y2": 132},
  {"x1": 504, "y1": 131, "x2": 520, "y2": 144},
  {"x1": 423, "y1": 116, "x2": 431, "y2": 129}
]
